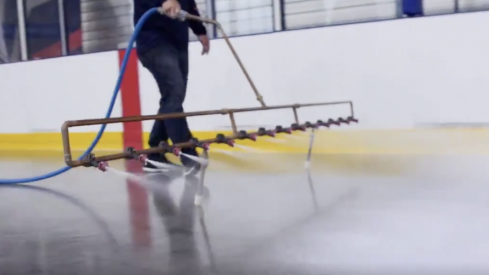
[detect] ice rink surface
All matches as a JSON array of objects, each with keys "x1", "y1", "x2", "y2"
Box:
[{"x1": 1, "y1": 154, "x2": 489, "y2": 275}]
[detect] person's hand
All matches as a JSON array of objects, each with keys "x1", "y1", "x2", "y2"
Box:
[
  {"x1": 161, "y1": 0, "x2": 181, "y2": 18},
  {"x1": 198, "y1": 35, "x2": 210, "y2": 55}
]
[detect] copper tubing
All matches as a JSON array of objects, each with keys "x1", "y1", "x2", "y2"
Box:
[
  {"x1": 63, "y1": 101, "x2": 351, "y2": 127},
  {"x1": 67, "y1": 132, "x2": 247, "y2": 167},
  {"x1": 292, "y1": 107, "x2": 299, "y2": 124},
  {"x1": 228, "y1": 112, "x2": 238, "y2": 133},
  {"x1": 70, "y1": 116, "x2": 357, "y2": 168},
  {"x1": 61, "y1": 101, "x2": 355, "y2": 167}
]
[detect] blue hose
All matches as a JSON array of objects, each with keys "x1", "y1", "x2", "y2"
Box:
[{"x1": 0, "y1": 8, "x2": 159, "y2": 185}]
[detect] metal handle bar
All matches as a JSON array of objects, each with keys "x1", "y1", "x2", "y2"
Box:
[{"x1": 157, "y1": 8, "x2": 266, "y2": 107}]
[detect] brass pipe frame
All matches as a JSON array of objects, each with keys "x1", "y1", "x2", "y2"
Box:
[
  {"x1": 61, "y1": 101, "x2": 355, "y2": 167},
  {"x1": 60, "y1": 10, "x2": 356, "y2": 168}
]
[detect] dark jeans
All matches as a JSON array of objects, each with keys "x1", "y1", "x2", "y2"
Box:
[{"x1": 139, "y1": 46, "x2": 197, "y2": 165}]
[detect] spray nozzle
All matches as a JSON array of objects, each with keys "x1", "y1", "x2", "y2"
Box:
[
  {"x1": 215, "y1": 133, "x2": 235, "y2": 147},
  {"x1": 82, "y1": 153, "x2": 108, "y2": 172},
  {"x1": 316, "y1": 120, "x2": 328, "y2": 127},
  {"x1": 291, "y1": 123, "x2": 306, "y2": 131},
  {"x1": 237, "y1": 130, "x2": 257, "y2": 141},
  {"x1": 328, "y1": 118, "x2": 340, "y2": 126},
  {"x1": 97, "y1": 161, "x2": 109, "y2": 172},
  {"x1": 275, "y1": 125, "x2": 292, "y2": 134},
  {"x1": 127, "y1": 147, "x2": 148, "y2": 163},
  {"x1": 338, "y1": 117, "x2": 350, "y2": 124},
  {"x1": 159, "y1": 141, "x2": 181, "y2": 156},
  {"x1": 347, "y1": 116, "x2": 359, "y2": 123},
  {"x1": 257, "y1": 127, "x2": 275, "y2": 137},
  {"x1": 305, "y1": 121, "x2": 318, "y2": 129},
  {"x1": 189, "y1": 138, "x2": 211, "y2": 150},
  {"x1": 125, "y1": 147, "x2": 147, "y2": 163}
]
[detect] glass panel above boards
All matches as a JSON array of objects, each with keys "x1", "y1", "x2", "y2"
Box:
[{"x1": 0, "y1": 0, "x2": 22, "y2": 64}]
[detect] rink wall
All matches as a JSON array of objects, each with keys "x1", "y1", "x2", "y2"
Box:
[{"x1": 1, "y1": 11, "x2": 489, "y2": 156}]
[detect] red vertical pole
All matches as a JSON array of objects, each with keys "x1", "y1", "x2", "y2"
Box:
[{"x1": 118, "y1": 48, "x2": 151, "y2": 248}]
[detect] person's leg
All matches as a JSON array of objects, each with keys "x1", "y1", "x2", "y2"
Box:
[
  {"x1": 147, "y1": 71, "x2": 169, "y2": 149},
  {"x1": 139, "y1": 46, "x2": 196, "y2": 168},
  {"x1": 176, "y1": 50, "x2": 200, "y2": 166},
  {"x1": 139, "y1": 48, "x2": 172, "y2": 164}
]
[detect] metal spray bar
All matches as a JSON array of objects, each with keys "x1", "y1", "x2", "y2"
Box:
[
  {"x1": 60, "y1": 10, "x2": 358, "y2": 169},
  {"x1": 61, "y1": 101, "x2": 357, "y2": 168}
]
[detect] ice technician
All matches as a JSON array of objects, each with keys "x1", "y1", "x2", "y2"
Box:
[{"x1": 133, "y1": 0, "x2": 210, "y2": 173}]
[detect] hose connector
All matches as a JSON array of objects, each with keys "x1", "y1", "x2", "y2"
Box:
[
  {"x1": 156, "y1": 8, "x2": 188, "y2": 21},
  {"x1": 176, "y1": 10, "x2": 188, "y2": 21}
]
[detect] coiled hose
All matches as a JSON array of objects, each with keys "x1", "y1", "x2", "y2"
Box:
[{"x1": 0, "y1": 7, "x2": 160, "y2": 184}]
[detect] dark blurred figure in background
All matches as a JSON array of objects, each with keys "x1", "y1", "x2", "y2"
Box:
[{"x1": 403, "y1": 0, "x2": 424, "y2": 17}]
